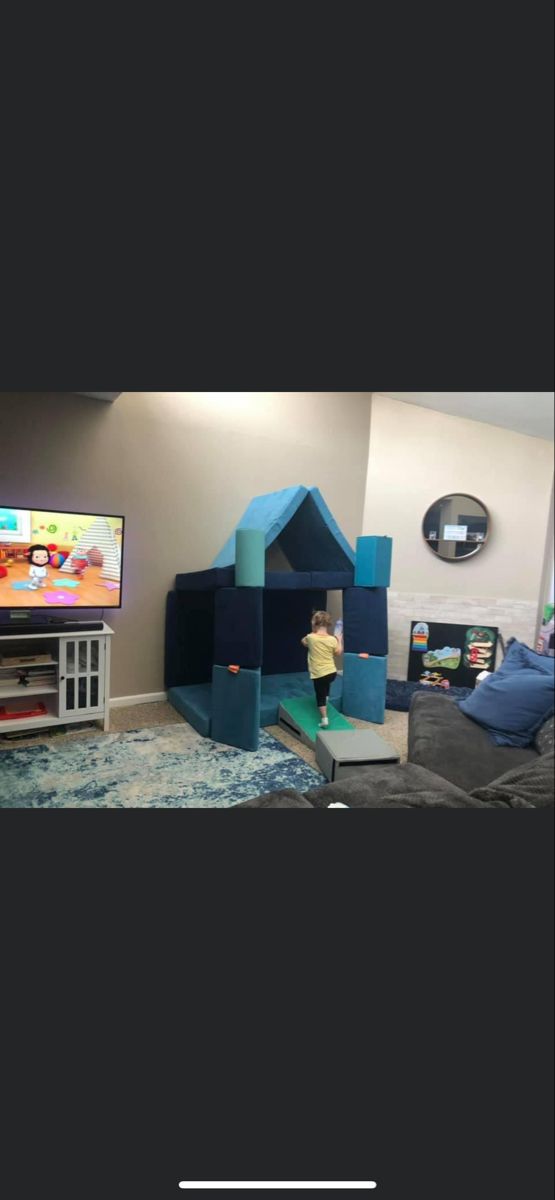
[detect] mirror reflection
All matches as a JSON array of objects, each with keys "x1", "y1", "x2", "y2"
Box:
[{"x1": 423, "y1": 494, "x2": 489, "y2": 561}]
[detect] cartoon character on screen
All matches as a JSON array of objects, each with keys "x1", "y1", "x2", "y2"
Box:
[
  {"x1": 26, "y1": 544, "x2": 51, "y2": 589},
  {"x1": 70, "y1": 553, "x2": 89, "y2": 579}
]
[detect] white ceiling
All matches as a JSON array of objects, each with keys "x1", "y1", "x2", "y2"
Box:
[{"x1": 381, "y1": 393, "x2": 554, "y2": 441}]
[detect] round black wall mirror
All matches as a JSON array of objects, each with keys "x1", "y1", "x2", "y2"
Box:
[{"x1": 423, "y1": 494, "x2": 489, "y2": 561}]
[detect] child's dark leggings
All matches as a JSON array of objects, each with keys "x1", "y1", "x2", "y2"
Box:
[{"x1": 313, "y1": 672, "x2": 337, "y2": 707}]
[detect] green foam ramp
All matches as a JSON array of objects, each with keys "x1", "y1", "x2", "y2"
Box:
[{"x1": 278, "y1": 697, "x2": 354, "y2": 747}]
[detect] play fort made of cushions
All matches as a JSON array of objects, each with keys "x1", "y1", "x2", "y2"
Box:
[{"x1": 165, "y1": 486, "x2": 392, "y2": 750}]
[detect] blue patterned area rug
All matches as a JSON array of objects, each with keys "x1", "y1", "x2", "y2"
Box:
[{"x1": 0, "y1": 725, "x2": 321, "y2": 809}]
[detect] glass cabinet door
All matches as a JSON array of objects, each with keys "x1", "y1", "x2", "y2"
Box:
[{"x1": 59, "y1": 637, "x2": 105, "y2": 716}]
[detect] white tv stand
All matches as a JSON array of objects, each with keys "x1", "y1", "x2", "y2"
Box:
[{"x1": 0, "y1": 622, "x2": 113, "y2": 736}]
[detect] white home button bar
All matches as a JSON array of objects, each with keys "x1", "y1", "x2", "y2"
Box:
[{"x1": 178, "y1": 1185, "x2": 377, "y2": 1191}]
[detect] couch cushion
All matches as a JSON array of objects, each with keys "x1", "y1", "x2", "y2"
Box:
[
  {"x1": 470, "y1": 753, "x2": 554, "y2": 808},
  {"x1": 458, "y1": 667, "x2": 554, "y2": 747},
  {"x1": 304, "y1": 762, "x2": 479, "y2": 808},
  {"x1": 408, "y1": 692, "x2": 537, "y2": 791},
  {"x1": 534, "y1": 714, "x2": 555, "y2": 755}
]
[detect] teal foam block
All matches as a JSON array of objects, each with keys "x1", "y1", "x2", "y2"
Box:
[
  {"x1": 167, "y1": 683, "x2": 212, "y2": 737},
  {"x1": 354, "y1": 536, "x2": 392, "y2": 587},
  {"x1": 211, "y1": 665, "x2": 261, "y2": 750},
  {"x1": 342, "y1": 652, "x2": 387, "y2": 723},
  {"x1": 235, "y1": 528, "x2": 265, "y2": 587}
]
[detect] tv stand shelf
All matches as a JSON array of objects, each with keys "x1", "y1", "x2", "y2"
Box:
[{"x1": 0, "y1": 623, "x2": 113, "y2": 735}]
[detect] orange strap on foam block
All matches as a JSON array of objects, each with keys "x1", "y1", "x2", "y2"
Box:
[
  {"x1": 358, "y1": 653, "x2": 369, "y2": 658},
  {"x1": 227, "y1": 664, "x2": 240, "y2": 674}
]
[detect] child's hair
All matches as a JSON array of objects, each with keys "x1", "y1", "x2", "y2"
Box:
[
  {"x1": 311, "y1": 610, "x2": 333, "y2": 631},
  {"x1": 27, "y1": 544, "x2": 50, "y2": 564}
]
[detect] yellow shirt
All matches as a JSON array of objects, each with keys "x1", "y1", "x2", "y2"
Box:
[{"x1": 306, "y1": 633, "x2": 338, "y2": 679}]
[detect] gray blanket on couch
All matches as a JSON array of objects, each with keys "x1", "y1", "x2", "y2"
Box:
[
  {"x1": 469, "y1": 752, "x2": 554, "y2": 808},
  {"x1": 237, "y1": 755, "x2": 554, "y2": 809}
]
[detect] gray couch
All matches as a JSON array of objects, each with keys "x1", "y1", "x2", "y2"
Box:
[
  {"x1": 238, "y1": 695, "x2": 554, "y2": 808},
  {"x1": 407, "y1": 691, "x2": 539, "y2": 792}
]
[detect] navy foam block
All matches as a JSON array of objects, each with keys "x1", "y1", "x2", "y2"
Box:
[
  {"x1": 354, "y1": 536, "x2": 393, "y2": 587},
  {"x1": 175, "y1": 567, "x2": 234, "y2": 591},
  {"x1": 214, "y1": 587, "x2": 263, "y2": 667},
  {"x1": 211, "y1": 665, "x2": 261, "y2": 750},
  {"x1": 342, "y1": 652, "x2": 387, "y2": 723},
  {"x1": 167, "y1": 683, "x2": 212, "y2": 737},
  {"x1": 264, "y1": 572, "x2": 312, "y2": 589},
  {"x1": 309, "y1": 571, "x2": 354, "y2": 590},
  {"x1": 165, "y1": 590, "x2": 215, "y2": 688},
  {"x1": 260, "y1": 671, "x2": 343, "y2": 726},
  {"x1": 343, "y1": 587, "x2": 388, "y2": 656},
  {"x1": 279, "y1": 491, "x2": 355, "y2": 571},
  {"x1": 262, "y1": 589, "x2": 326, "y2": 675}
]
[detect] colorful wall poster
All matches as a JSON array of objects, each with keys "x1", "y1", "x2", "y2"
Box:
[{"x1": 407, "y1": 621, "x2": 499, "y2": 688}]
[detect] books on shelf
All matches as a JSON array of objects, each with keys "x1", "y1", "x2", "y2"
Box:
[
  {"x1": 0, "y1": 665, "x2": 56, "y2": 675},
  {"x1": 0, "y1": 664, "x2": 57, "y2": 691},
  {"x1": 0, "y1": 652, "x2": 55, "y2": 667}
]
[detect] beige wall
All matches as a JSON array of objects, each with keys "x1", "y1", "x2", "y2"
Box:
[
  {"x1": 363, "y1": 394, "x2": 554, "y2": 677},
  {"x1": 363, "y1": 394, "x2": 554, "y2": 600},
  {"x1": 0, "y1": 392, "x2": 371, "y2": 697}
]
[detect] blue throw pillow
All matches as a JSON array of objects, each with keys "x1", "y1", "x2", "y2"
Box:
[
  {"x1": 497, "y1": 638, "x2": 554, "y2": 678},
  {"x1": 459, "y1": 667, "x2": 555, "y2": 747}
]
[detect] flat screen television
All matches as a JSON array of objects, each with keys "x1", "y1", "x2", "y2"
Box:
[{"x1": 0, "y1": 507, "x2": 125, "y2": 624}]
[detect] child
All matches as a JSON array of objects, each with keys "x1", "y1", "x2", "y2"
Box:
[
  {"x1": 27, "y1": 544, "x2": 51, "y2": 589},
  {"x1": 301, "y1": 610, "x2": 343, "y2": 727}
]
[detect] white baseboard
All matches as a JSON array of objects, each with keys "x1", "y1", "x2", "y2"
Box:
[{"x1": 111, "y1": 691, "x2": 167, "y2": 708}]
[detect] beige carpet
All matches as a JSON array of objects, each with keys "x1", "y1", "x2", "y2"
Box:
[{"x1": 0, "y1": 699, "x2": 409, "y2": 774}]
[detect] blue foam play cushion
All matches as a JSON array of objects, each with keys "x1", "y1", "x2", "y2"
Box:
[
  {"x1": 354, "y1": 536, "x2": 392, "y2": 587},
  {"x1": 175, "y1": 567, "x2": 234, "y2": 591},
  {"x1": 342, "y1": 653, "x2": 387, "y2": 723},
  {"x1": 459, "y1": 666, "x2": 555, "y2": 747},
  {"x1": 343, "y1": 586, "x2": 388, "y2": 656},
  {"x1": 214, "y1": 587, "x2": 263, "y2": 667},
  {"x1": 167, "y1": 684, "x2": 212, "y2": 737},
  {"x1": 212, "y1": 665, "x2": 261, "y2": 750},
  {"x1": 164, "y1": 590, "x2": 215, "y2": 689},
  {"x1": 212, "y1": 485, "x2": 355, "y2": 572}
]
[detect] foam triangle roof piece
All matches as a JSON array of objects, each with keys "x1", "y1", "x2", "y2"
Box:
[{"x1": 211, "y1": 485, "x2": 354, "y2": 572}]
